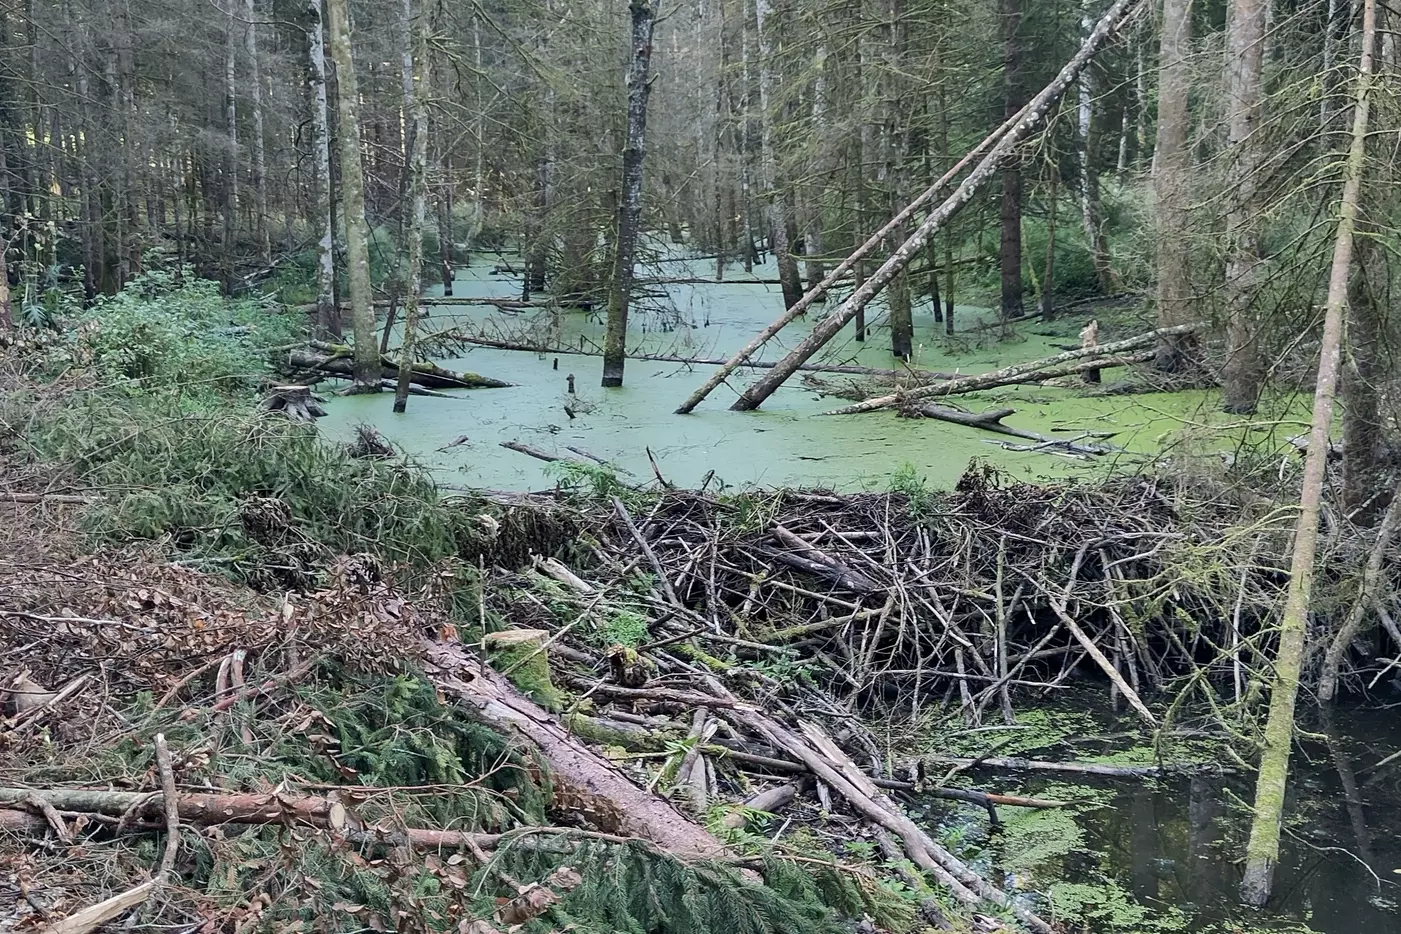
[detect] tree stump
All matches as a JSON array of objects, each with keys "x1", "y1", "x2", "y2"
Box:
[{"x1": 261, "y1": 385, "x2": 328, "y2": 422}]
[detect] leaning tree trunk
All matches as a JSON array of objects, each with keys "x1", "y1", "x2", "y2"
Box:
[
  {"x1": 1153, "y1": 0, "x2": 1195, "y2": 371},
  {"x1": 1239, "y1": 0, "x2": 1375, "y2": 906},
  {"x1": 325, "y1": 0, "x2": 379, "y2": 392},
  {"x1": 306, "y1": 0, "x2": 339, "y2": 339},
  {"x1": 998, "y1": 0, "x2": 1025, "y2": 320},
  {"x1": 727, "y1": 0, "x2": 1136, "y2": 411},
  {"x1": 393, "y1": 0, "x2": 429, "y2": 415},
  {"x1": 1221, "y1": 0, "x2": 1267, "y2": 414},
  {"x1": 601, "y1": 0, "x2": 662, "y2": 388}
]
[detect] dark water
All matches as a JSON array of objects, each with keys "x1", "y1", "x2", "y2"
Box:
[{"x1": 928, "y1": 704, "x2": 1401, "y2": 933}]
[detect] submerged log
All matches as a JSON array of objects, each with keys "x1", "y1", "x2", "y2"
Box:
[
  {"x1": 914, "y1": 404, "x2": 1115, "y2": 457},
  {"x1": 286, "y1": 347, "x2": 511, "y2": 390}
]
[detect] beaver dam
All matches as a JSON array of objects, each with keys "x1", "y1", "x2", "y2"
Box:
[{"x1": 6, "y1": 411, "x2": 1401, "y2": 933}]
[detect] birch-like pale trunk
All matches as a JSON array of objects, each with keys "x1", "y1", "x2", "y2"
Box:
[
  {"x1": 306, "y1": 0, "x2": 339, "y2": 338},
  {"x1": 393, "y1": 0, "x2": 429, "y2": 414},
  {"x1": 325, "y1": 0, "x2": 378, "y2": 391},
  {"x1": 1239, "y1": 0, "x2": 1376, "y2": 905},
  {"x1": 601, "y1": 0, "x2": 663, "y2": 388}
]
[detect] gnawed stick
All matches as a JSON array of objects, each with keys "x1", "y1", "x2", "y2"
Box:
[
  {"x1": 38, "y1": 881, "x2": 155, "y2": 934},
  {"x1": 154, "y1": 734, "x2": 180, "y2": 880}
]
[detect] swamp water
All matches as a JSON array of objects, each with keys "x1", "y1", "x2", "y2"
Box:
[
  {"x1": 320, "y1": 253, "x2": 1271, "y2": 492},
  {"x1": 909, "y1": 697, "x2": 1401, "y2": 933}
]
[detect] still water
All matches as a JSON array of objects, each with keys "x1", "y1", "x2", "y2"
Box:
[
  {"x1": 921, "y1": 701, "x2": 1401, "y2": 933},
  {"x1": 320, "y1": 253, "x2": 1239, "y2": 492}
]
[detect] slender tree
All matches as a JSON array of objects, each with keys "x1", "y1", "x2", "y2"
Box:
[
  {"x1": 306, "y1": 0, "x2": 339, "y2": 339},
  {"x1": 601, "y1": 0, "x2": 663, "y2": 388},
  {"x1": 1239, "y1": 0, "x2": 1376, "y2": 905},
  {"x1": 1221, "y1": 0, "x2": 1267, "y2": 413},
  {"x1": 1153, "y1": 0, "x2": 1195, "y2": 371},
  {"x1": 393, "y1": 0, "x2": 430, "y2": 414},
  {"x1": 999, "y1": 0, "x2": 1026, "y2": 320},
  {"x1": 325, "y1": 0, "x2": 378, "y2": 391}
]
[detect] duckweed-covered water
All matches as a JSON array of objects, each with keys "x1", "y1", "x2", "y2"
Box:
[
  {"x1": 911, "y1": 697, "x2": 1401, "y2": 933},
  {"x1": 320, "y1": 252, "x2": 1283, "y2": 492}
]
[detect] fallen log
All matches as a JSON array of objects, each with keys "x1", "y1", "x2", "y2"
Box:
[
  {"x1": 770, "y1": 525, "x2": 880, "y2": 594},
  {"x1": 915, "y1": 755, "x2": 1193, "y2": 777},
  {"x1": 425, "y1": 329, "x2": 957, "y2": 379},
  {"x1": 285, "y1": 348, "x2": 511, "y2": 390},
  {"x1": 421, "y1": 638, "x2": 729, "y2": 858},
  {"x1": 0, "y1": 492, "x2": 91, "y2": 505},
  {"x1": 823, "y1": 332, "x2": 1182, "y2": 415},
  {"x1": 500, "y1": 440, "x2": 585, "y2": 464},
  {"x1": 296, "y1": 296, "x2": 544, "y2": 313},
  {"x1": 913, "y1": 405, "x2": 1115, "y2": 457}
]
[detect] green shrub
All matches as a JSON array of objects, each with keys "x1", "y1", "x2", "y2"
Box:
[{"x1": 55, "y1": 268, "x2": 301, "y2": 402}]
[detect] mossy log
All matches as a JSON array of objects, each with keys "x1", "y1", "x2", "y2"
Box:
[{"x1": 287, "y1": 345, "x2": 511, "y2": 390}]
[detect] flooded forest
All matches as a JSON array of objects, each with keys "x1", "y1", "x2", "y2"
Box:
[{"x1": 3, "y1": 0, "x2": 1401, "y2": 931}]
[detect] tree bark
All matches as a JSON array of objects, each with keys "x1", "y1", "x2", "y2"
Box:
[
  {"x1": 393, "y1": 0, "x2": 429, "y2": 415},
  {"x1": 306, "y1": 0, "x2": 340, "y2": 339},
  {"x1": 244, "y1": 0, "x2": 270, "y2": 265},
  {"x1": 998, "y1": 0, "x2": 1025, "y2": 320},
  {"x1": 1221, "y1": 0, "x2": 1267, "y2": 414},
  {"x1": 1341, "y1": 232, "x2": 1386, "y2": 513},
  {"x1": 423, "y1": 640, "x2": 728, "y2": 857},
  {"x1": 325, "y1": 0, "x2": 379, "y2": 392},
  {"x1": 601, "y1": 0, "x2": 662, "y2": 388},
  {"x1": 754, "y1": 0, "x2": 803, "y2": 311},
  {"x1": 1239, "y1": 0, "x2": 1375, "y2": 905},
  {"x1": 1077, "y1": 0, "x2": 1115, "y2": 293},
  {"x1": 1153, "y1": 0, "x2": 1195, "y2": 371},
  {"x1": 223, "y1": 9, "x2": 239, "y2": 292},
  {"x1": 728, "y1": 0, "x2": 1137, "y2": 411}
]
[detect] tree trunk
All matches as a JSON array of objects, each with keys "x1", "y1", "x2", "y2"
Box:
[
  {"x1": 1153, "y1": 0, "x2": 1195, "y2": 371},
  {"x1": 1342, "y1": 231, "x2": 1386, "y2": 514},
  {"x1": 998, "y1": 0, "x2": 1025, "y2": 320},
  {"x1": 754, "y1": 0, "x2": 804, "y2": 311},
  {"x1": 307, "y1": 0, "x2": 340, "y2": 339},
  {"x1": 1221, "y1": 0, "x2": 1267, "y2": 414},
  {"x1": 223, "y1": 10, "x2": 239, "y2": 292},
  {"x1": 325, "y1": 0, "x2": 378, "y2": 392},
  {"x1": 1077, "y1": 0, "x2": 1115, "y2": 293},
  {"x1": 393, "y1": 0, "x2": 430, "y2": 415},
  {"x1": 244, "y1": 0, "x2": 271, "y2": 265},
  {"x1": 1040, "y1": 165, "x2": 1058, "y2": 317},
  {"x1": 438, "y1": 152, "x2": 454, "y2": 295},
  {"x1": 728, "y1": 0, "x2": 1136, "y2": 411},
  {"x1": 1239, "y1": 0, "x2": 1375, "y2": 905},
  {"x1": 601, "y1": 0, "x2": 662, "y2": 388}
]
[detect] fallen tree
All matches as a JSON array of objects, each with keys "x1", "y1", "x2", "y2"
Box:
[
  {"x1": 422, "y1": 328, "x2": 958, "y2": 379},
  {"x1": 912, "y1": 404, "x2": 1116, "y2": 458},
  {"x1": 284, "y1": 346, "x2": 511, "y2": 390},
  {"x1": 820, "y1": 325, "x2": 1194, "y2": 415}
]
